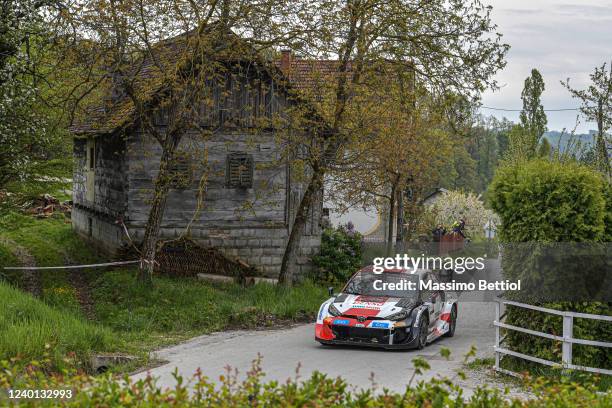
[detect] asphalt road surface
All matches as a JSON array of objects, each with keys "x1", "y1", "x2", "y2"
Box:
[{"x1": 132, "y1": 301, "x2": 497, "y2": 394}]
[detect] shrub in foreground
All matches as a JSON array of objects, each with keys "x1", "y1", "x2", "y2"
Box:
[{"x1": 1, "y1": 356, "x2": 610, "y2": 407}]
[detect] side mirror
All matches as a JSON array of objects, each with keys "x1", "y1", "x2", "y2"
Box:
[{"x1": 328, "y1": 287, "x2": 334, "y2": 297}]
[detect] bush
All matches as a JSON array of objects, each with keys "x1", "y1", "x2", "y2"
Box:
[
  {"x1": 488, "y1": 159, "x2": 611, "y2": 372},
  {"x1": 311, "y1": 223, "x2": 362, "y2": 286},
  {"x1": 1, "y1": 356, "x2": 610, "y2": 407},
  {"x1": 489, "y1": 159, "x2": 606, "y2": 242}
]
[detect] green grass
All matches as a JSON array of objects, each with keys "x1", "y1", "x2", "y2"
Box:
[
  {"x1": 499, "y1": 356, "x2": 611, "y2": 392},
  {"x1": 0, "y1": 281, "x2": 122, "y2": 372},
  {"x1": 0, "y1": 210, "x2": 102, "y2": 314},
  {"x1": 0, "y1": 209, "x2": 329, "y2": 373},
  {"x1": 91, "y1": 270, "x2": 327, "y2": 348},
  {"x1": 466, "y1": 357, "x2": 495, "y2": 370}
]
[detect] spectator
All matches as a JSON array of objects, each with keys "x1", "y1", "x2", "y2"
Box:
[{"x1": 432, "y1": 224, "x2": 446, "y2": 242}]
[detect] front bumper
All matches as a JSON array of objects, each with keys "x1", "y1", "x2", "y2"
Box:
[{"x1": 316, "y1": 321, "x2": 420, "y2": 349}]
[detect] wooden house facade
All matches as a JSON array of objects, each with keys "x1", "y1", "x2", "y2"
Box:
[{"x1": 70, "y1": 35, "x2": 323, "y2": 278}]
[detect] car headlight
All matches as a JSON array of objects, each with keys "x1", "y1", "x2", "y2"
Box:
[
  {"x1": 386, "y1": 309, "x2": 409, "y2": 321},
  {"x1": 327, "y1": 303, "x2": 341, "y2": 316}
]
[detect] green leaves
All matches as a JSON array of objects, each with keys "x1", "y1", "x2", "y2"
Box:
[{"x1": 311, "y1": 225, "x2": 362, "y2": 286}]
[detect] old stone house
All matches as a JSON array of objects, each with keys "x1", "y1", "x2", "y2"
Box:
[{"x1": 70, "y1": 32, "x2": 329, "y2": 278}]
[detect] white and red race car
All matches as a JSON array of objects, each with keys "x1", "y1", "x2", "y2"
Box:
[{"x1": 315, "y1": 266, "x2": 458, "y2": 349}]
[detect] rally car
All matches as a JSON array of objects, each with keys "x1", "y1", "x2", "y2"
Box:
[{"x1": 315, "y1": 266, "x2": 457, "y2": 349}]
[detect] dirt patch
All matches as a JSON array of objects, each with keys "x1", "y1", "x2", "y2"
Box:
[
  {"x1": 459, "y1": 364, "x2": 531, "y2": 400},
  {"x1": 61, "y1": 253, "x2": 97, "y2": 320},
  {"x1": 0, "y1": 237, "x2": 41, "y2": 297},
  {"x1": 68, "y1": 268, "x2": 97, "y2": 320}
]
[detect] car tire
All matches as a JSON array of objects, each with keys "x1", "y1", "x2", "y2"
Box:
[
  {"x1": 444, "y1": 305, "x2": 457, "y2": 338},
  {"x1": 416, "y1": 316, "x2": 428, "y2": 350}
]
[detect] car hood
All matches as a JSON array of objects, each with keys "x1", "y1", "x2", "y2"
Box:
[{"x1": 332, "y1": 293, "x2": 417, "y2": 319}]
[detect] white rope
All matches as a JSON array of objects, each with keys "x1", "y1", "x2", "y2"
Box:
[{"x1": 3, "y1": 260, "x2": 140, "y2": 271}]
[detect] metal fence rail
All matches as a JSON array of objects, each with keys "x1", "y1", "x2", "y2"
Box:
[{"x1": 494, "y1": 300, "x2": 612, "y2": 376}]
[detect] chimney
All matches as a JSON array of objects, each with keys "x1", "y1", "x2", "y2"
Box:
[{"x1": 280, "y1": 49, "x2": 292, "y2": 75}]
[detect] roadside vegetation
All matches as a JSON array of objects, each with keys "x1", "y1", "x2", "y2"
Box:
[
  {"x1": 0, "y1": 282, "x2": 121, "y2": 373},
  {"x1": 0, "y1": 209, "x2": 328, "y2": 373},
  {"x1": 1, "y1": 351, "x2": 610, "y2": 407}
]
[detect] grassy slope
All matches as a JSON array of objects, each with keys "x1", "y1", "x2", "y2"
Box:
[
  {"x1": 92, "y1": 271, "x2": 327, "y2": 348},
  {"x1": 0, "y1": 281, "x2": 121, "y2": 372},
  {"x1": 0, "y1": 210, "x2": 328, "y2": 372}
]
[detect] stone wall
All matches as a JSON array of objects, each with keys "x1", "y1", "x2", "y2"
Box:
[
  {"x1": 72, "y1": 206, "x2": 126, "y2": 255},
  {"x1": 127, "y1": 224, "x2": 320, "y2": 278}
]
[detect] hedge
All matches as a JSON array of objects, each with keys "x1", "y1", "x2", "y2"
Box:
[{"x1": 488, "y1": 159, "x2": 611, "y2": 372}]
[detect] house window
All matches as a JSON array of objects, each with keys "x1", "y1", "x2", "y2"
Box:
[
  {"x1": 226, "y1": 153, "x2": 253, "y2": 188},
  {"x1": 89, "y1": 146, "x2": 95, "y2": 169},
  {"x1": 169, "y1": 153, "x2": 192, "y2": 189}
]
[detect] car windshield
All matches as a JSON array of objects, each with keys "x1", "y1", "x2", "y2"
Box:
[{"x1": 343, "y1": 271, "x2": 420, "y2": 298}]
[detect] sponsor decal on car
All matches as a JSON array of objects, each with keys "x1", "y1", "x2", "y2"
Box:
[
  {"x1": 333, "y1": 319, "x2": 350, "y2": 325},
  {"x1": 354, "y1": 296, "x2": 386, "y2": 307},
  {"x1": 370, "y1": 321, "x2": 389, "y2": 329},
  {"x1": 350, "y1": 304, "x2": 381, "y2": 309}
]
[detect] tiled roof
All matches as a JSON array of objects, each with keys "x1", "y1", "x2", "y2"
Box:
[
  {"x1": 69, "y1": 32, "x2": 339, "y2": 136},
  {"x1": 70, "y1": 32, "x2": 190, "y2": 135},
  {"x1": 274, "y1": 58, "x2": 343, "y2": 92}
]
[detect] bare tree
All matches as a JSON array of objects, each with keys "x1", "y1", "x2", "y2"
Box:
[{"x1": 563, "y1": 62, "x2": 612, "y2": 179}]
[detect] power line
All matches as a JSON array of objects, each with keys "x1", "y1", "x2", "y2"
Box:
[{"x1": 480, "y1": 106, "x2": 582, "y2": 112}]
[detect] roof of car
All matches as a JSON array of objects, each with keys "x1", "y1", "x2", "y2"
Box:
[{"x1": 358, "y1": 265, "x2": 430, "y2": 278}]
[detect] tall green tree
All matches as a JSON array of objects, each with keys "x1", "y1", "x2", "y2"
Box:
[
  {"x1": 562, "y1": 62, "x2": 612, "y2": 179},
  {"x1": 276, "y1": 0, "x2": 509, "y2": 284},
  {"x1": 0, "y1": 1, "x2": 65, "y2": 192},
  {"x1": 520, "y1": 68, "x2": 547, "y2": 144},
  {"x1": 503, "y1": 69, "x2": 548, "y2": 163}
]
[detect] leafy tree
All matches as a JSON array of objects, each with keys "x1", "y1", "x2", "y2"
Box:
[
  {"x1": 327, "y1": 77, "x2": 454, "y2": 246},
  {"x1": 441, "y1": 142, "x2": 478, "y2": 192},
  {"x1": 537, "y1": 136, "x2": 552, "y2": 158},
  {"x1": 520, "y1": 68, "x2": 547, "y2": 146},
  {"x1": 504, "y1": 69, "x2": 548, "y2": 164},
  {"x1": 428, "y1": 190, "x2": 497, "y2": 240},
  {"x1": 0, "y1": 1, "x2": 66, "y2": 193},
  {"x1": 55, "y1": 0, "x2": 508, "y2": 285},
  {"x1": 277, "y1": 0, "x2": 509, "y2": 283},
  {"x1": 563, "y1": 62, "x2": 612, "y2": 179}
]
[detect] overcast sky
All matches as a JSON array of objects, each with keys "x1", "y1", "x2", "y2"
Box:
[{"x1": 480, "y1": 0, "x2": 612, "y2": 133}]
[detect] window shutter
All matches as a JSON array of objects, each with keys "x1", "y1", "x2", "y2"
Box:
[{"x1": 226, "y1": 153, "x2": 254, "y2": 188}]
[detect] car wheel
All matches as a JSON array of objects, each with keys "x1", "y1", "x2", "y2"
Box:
[
  {"x1": 444, "y1": 305, "x2": 457, "y2": 337},
  {"x1": 416, "y1": 316, "x2": 428, "y2": 350}
]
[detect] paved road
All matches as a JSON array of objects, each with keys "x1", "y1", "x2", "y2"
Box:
[{"x1": 132, "y1": 302, "x2": 497, "y2": 394}]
